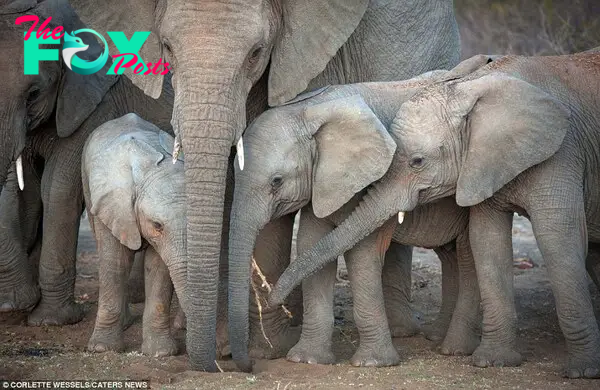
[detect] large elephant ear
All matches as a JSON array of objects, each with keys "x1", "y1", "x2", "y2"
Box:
[
  {"x1": 40, "y1": 0, "x2": 118, "y2": 137},
  {"x1": 304, "y1": 95, "x2": 396, "y2": 218},
  {"x1": 68, "y1": 0, "x2": 164, "y2": 99},
  {"x1": 453, "y1": 73, "x2": 571, "y2": 207},
  {"x1": 87, "y1": 125, "x2": 164, "y2": 250},
  {"x1": 268, "y1": 0, "x2": 368, "y2": 106}
]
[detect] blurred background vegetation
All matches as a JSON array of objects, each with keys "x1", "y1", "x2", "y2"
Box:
[{"x1": 455, "y1": 0, "x2": 600, "y2": 58}]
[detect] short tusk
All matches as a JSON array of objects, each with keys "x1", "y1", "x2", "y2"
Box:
[
  {"x1": 398, "y1": 211, "x2": 405, "y2": 224},
  {"x1": 16, "y1": 155, "x2": 24, "y2": 191},
  {"x1": 172, "y1": 139, "x2": 182, "y2": 164},
  {"x1": 236, "y1": 136, "x2": 245, "y2": 171}
]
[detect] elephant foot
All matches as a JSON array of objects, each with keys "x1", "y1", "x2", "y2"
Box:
[
  {"x1": 388, "y1": 311, "x2": 420, "y2": 338},
  {"x1": 142, "y1": 333, "x2": 178, "y2": 357},
  {"x1": 439, "y1": 330, "x2": 480, "y2": 356},
  {"x1": 0, "y1": 282, "x2": 40, "y2": 312},
  {"x1": 27, "y1": 300, "x2": 85, "y2": 326},
  {"x1": 249, "y1": 324, "x2": 301, "y2": 360},
  {"x1": 350, "y1": 341, "x2": 400, "y2": 367},
  {"x1": 173, "y1": 309, "x2": 186, "y2": 330},
  {"x1": 286, "y1": 339, "x2": 335, "y2": 365},
  {"x1": 87, "y1": 329, "x2": 125, "y2": 353},
  {"x1": 564, "y1": 353, "x2": 600, "y2": 379},
  {"x1": 472, "y1": 343, "x2": 522, "y2": 368}
]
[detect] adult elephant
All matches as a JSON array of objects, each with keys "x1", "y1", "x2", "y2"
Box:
[
  {"x1": 70, "y1": 0, "x2": 460, "y2": 371},
  {"x1": 0, "y1": 0, "x2": 173, "y2": 323}
]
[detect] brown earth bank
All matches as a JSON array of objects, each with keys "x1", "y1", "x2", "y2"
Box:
[{"x1": 1, "y1": 216, "x2": 599, "y2": 389}]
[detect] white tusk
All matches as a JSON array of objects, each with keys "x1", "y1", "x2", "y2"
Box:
[
  {"x1": 16, "y1": 155, "x2": 24, "y2": 191},
  {"x1": 236, "y1": 136, "x2": 245, "y2": 171},
  {"x1": 397, "y1": 211, "x2": 405, "y2": 224},
  {"x1": 172, "y1": 139, "x2": 182, "y2": 164}
]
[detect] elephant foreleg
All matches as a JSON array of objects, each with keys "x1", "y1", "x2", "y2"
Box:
[
  {"x1": 0, "y1": 165, "x2": 39, "y2": 311},
  {"x1": 421, "y1": 243, "x2": 459, "y2": 342},
  {"x1": 286, "y1": 206, "x2": 336, "y2": 364},
  {"x1": 87, "y1": 214, "x2": 135, "y2": 353},
  {"x1": 142, "y1": 246, "x2": 178, "y2": 357},
  {"x1": 345, "y1": 220, "x2": 400, "y2": 367},
  {"x1": 439, "y1": 232, "x2": 481, "y2": 356},
  {"x1": 382, "y1": 242, "x2": 418, "y2": 338},
  {"x1": 28, "y1": 141, "x2": 85, "y2": 326}
]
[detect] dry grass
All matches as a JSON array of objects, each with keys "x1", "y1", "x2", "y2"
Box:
[{"x1": 455, "y1": 0, "x2": 600, "y2": 58}]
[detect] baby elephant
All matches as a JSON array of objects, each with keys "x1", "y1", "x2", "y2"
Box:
[
  {"x1": 82, "y1": 114, "x2": 186, "y2": 357},
  {"x1": 227, "y1": 55, "x2": 499, "y2": 369}
]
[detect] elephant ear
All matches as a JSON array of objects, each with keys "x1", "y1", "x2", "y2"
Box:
[
  {"x1": 42, "y1": 0, "x2": 118, "y2": 137},
  {"x1": 0, "y1": 0, "x2": 37, "y2": 14},
  {"x1": 304, "y1": 94, "x2": 396, "y2": 218},
  {"x1": 69, "y1": 0, "x2": 164, "y2": 99},
  {"x1": 454, "y1": 73, "x2": 571, "y2": 207},
  {"x1": 268, "y1": 0, "x2": 368, "y2": 106},
  {"x1": 88, "y1": 131, "x2": 164, "y2": 250}
]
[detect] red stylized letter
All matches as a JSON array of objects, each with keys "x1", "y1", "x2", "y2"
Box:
[
  {"x1": 51, "y1": 26, "x2": 64, "y2": 40},
  {"x1": 15, "y1": 15, "x2": 39, "y2": 41},
  {"x1": 112, "y1": 53, "x2": 139, "y2": 73},
  {"x1": 133, "y1": 62, "x2": 145, "y2": 75},
  {"x1": 161, "y1": 62, "x2": 171, "y2": 75}
]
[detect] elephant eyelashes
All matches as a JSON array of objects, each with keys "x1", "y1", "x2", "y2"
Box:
[{"x1": 409, "y1": 156, "x2": 425, "y2": 169}]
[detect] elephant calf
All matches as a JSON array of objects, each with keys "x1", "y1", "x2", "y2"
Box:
[
  {"x1": 82, "y1": 114, "x2": 187, "y2": 357},
  {"x1": 228, "y1": 55, "x2": 502, "y2": 368}
]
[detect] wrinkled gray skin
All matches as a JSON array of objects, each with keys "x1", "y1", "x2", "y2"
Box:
[
  {"x1": 82, "y1": 115, "x2": 187, "y2": 356},
  {"x1": 232, "y1": 56, "x2": 500, "y2": 367},
  {"x1": 0, "y1": 0, "x2": 174, "y2": 325},
  {"x1": 70, "y1": 0, "x2": 460, "y2": 372},
  {"x1": 0, "y1": 160, "x2": 43, "y2": 311},
  {"x1": 276, "y1": 53, "x2": 600, "y2": 378}
]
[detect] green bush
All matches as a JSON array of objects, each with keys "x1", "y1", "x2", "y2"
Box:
[{"x1": 455, "y1": 0, "x2": 600, "y2": 57}]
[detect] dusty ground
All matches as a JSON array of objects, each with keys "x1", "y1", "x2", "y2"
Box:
[{"x1": 1, "y1": 215, "x2": 599, "y2": 389}]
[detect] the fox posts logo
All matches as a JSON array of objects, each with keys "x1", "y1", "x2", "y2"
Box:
[{"x1": 16, "y1": 15, "x2": 170, "y2": 76}]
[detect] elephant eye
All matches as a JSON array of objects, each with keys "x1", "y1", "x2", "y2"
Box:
[
  {"x1": 270, "y1": 175, "x2": 283, "y2": 190},
  {"x1": 152, "y1": 221, "x2": 163, "y2": 231},
  {"x1": 409, "y1": 156, "x2": 425, "y2": 169},
  {"x1": 248, "y1": 45, "x2": 264, "y2": 66}
]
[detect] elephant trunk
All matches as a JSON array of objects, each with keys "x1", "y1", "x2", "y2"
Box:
[
  {"x1": 176, "y1": 73, "x2": 245, "y2": 372},
  {"x1": 227, "y1": 194, "x2": 266, "y2": 373},
  {"x1": 269, "y1": 179, "x2": 399, "y2": 306}
]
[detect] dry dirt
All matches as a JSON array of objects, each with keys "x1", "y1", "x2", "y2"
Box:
[{"x1": 1, "y1": 216, "x2": 599, "y2": 389}]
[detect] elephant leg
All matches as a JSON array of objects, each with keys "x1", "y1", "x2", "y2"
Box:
[
  {"x1": 87, "y1": 215, "x2": 135, "y2": 353},
  {"x1": 586, "y1": 242, "x2": 600, "y2": 290},
  {"x1": 345, "y1": 221, "x2": 399, "y2": 367},
  {"x1": 439, "y1": 232, "x2": 481, "y2": 356},
  {"x1": 382, "y1": 243, "x2": 419, "y2": 338},
  {"x1": 28, "y1": 149, "x2": 85, "y2": 326},
  {"x1": 141, "y1": 246, "x2": 178, "y2": 357},
  {"x1": 469, "y1": 205, "x2": 522, "y2": 368},
  {"x1": 422, "y1": 243, "x2": 459, "y2": 342},
  {"x1": 173, "y1": 297, "x2": 187, "y2": 330},
  {"x1": 0, "y1": 166, "x2": 39, "y2": 311},
  {"x1": 286, "y1": 207, "x2": 336, "y2": 364},
  {"x1": 248, "y1": 213, "x2": 301, "y2": 359},
  {"x1": 530, "y1": 201, "x2": 600, "y2": 379},
  {"x1": 128, "y1": 250, "x2": 146, "y2": 304}
]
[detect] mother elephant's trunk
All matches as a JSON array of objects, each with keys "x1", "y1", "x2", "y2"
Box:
[
  {"x1": 269, "y1": 178, "x2": 401, "y2": 306},
  {"x1": 179, "y1": 88, "x2": 241, "y2": 371}
]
